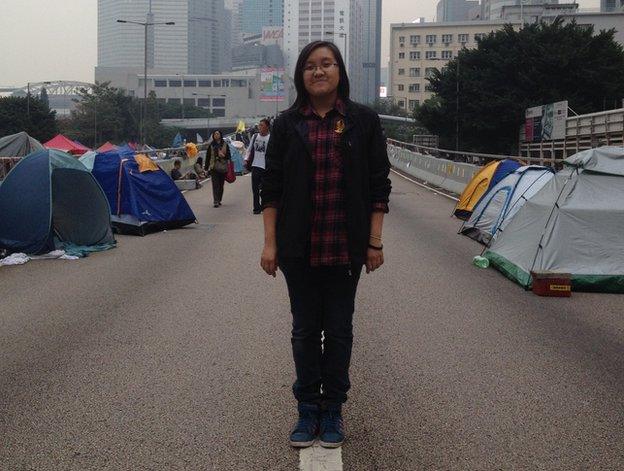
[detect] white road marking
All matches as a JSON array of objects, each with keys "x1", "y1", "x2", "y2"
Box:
[
  {"x1": 300, "y1": 444, "x2": 343, "y2": 471},
  {"x1": 390, "y1": 168, "x2": 460, "y2": 202}
]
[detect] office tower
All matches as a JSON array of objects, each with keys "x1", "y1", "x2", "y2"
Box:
[
  {"x1": 97, "y1": 0, "x2": 228, "y2": 75},
  {"x1": 241, "y1": 0, "x2": 284, "y2": 36}
]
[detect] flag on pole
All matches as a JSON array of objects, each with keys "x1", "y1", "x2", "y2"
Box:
[
  {"x1": 196, "y1": 133, "x2": 204, "y2": 143},
  {"x1": 172, "y1": 133, "x2": 183, "y2": 147}
]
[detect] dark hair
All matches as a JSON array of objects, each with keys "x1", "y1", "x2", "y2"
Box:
[
  {"x1": 291, "y1": 41, "x2": 350, "y2": 110},
  {"x1": 196, "y1": 156, "x2": 203, "y2": 165},
  {"x1": 173, "y1": 159, "x2": 181, "y2": 166},
  {"x1": 259, "y1": 118, "x2": 270, "y2": 129},
  {"x1": 211, "y1": 130, "x2": 223, "y2": 142}
]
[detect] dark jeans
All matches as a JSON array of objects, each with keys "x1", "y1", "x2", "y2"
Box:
[
  {"x1": 211, "y1": 170, "x2": 225, "y2": 204},
  {"x1": 281, "y1": 261, "x2": 362, "y2": 406},
  {"x1": 251, "y1": 166, "x2": 265, "y2": 212}
]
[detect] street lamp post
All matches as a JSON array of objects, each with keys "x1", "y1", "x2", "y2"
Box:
[{"x1": 117, "y1": 18, "x2": 175, "y2": 144}]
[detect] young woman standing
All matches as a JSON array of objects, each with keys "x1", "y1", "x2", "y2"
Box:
[
  {"x1": 260, "y1": 41, "x2": 391, "y2": 448},
  {"x1": 205, "y1": 130, "x2": 231, "y2": 208}
]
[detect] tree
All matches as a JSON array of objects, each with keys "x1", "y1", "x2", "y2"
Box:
[
  {"x1": 417, "y1": 20, "x2": 624, "y2": 154},
  {"x1": 0, "y1": 95, "x2": 57, "y2": 142}
]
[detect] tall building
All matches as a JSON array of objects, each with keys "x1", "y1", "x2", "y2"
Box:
[
  {"x1": 225, "y1": 0, "x2": 245, "y2": 47},
  {"x1": 284, "y1": 0, "x2": 366, "y2": 102},
  {"x1": 97, "y1": 0, "x2": 228, "y2": 79},
  {"x1": 436, "y1": 0, "x2": 480, "y2": 22},
  {"x1": 389, "y1": 20, "x2": 521, "y2": 111},
  {"x1": 360, "y1": 0, "x2": 383, "y2": 103},
  {"x1": 241, "y1": 0, "x2": 284, "y2": 36}
]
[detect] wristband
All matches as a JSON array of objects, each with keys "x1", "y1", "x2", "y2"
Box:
[{"x1": 368, "y1": 244, "x2": 383, "y2": 251}]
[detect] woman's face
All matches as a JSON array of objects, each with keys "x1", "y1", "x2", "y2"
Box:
[
  {"x1": 303, "y1": 47, "x2": 340, "y2": 99},
  {"x1": 213, "y1": 131, "x2": 221, "y2": 141}
]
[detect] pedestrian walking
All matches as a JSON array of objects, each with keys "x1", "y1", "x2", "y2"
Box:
[
  {"x1": 260, "y1": 41, "x2": 391, "y2": 449},
  {"x1": 245, "y1": 118, "x2": 271, "y2": 214},
  {"x1": 205, "y1": 130, "x2": 231, "y2": 207}
]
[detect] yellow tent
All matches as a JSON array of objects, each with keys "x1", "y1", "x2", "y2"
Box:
[{"x1": 453, "y1": 161, "x2": 499, "y2": 220}]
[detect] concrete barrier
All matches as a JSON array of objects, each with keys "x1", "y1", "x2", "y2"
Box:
[{"x1": 388, "y1": 144, "x2": 480, "y2": 195}]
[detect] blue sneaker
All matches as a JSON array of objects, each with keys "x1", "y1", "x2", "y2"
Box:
[
  {"x1": 289, "y1": 403, "x2": 320, "y2": 448},
  {"x1": 319, "y1": 405, "x2": 345, "y2": 448}
]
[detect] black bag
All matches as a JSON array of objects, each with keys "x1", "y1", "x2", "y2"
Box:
[{"x1": 245, "y1": 134, "x2": 257, "y2": 171}]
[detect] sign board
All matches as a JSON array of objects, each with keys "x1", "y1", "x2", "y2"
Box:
[
  {"x1": 260, "y1": 67, "x2": 285, "y2": 102},
  {"x1": 262, "y1": 27, "x2": 284, "y2": 46},
  {"x1": 524, "y1": 101, "x2": 568, "y2": 142}
]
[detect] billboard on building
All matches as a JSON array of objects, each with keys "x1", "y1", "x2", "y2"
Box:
[
  {"x1": 525, "y1": 101, "x2": 568, "y2": 142},
  {"x1": 262, "y1": 27, "x2": 284, "y2": 46},
  {"x1": 260, "y1": 67, "x2": 285, "y2": 102}
]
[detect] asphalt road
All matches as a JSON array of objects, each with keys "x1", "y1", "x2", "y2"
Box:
[{"x1": 1, "y1": 172, "x2": 623, "y2": 470}]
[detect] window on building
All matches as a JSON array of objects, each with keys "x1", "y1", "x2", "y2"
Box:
[
  {"x1": 169, "y1": 80, "x2": 182, "y2": 87},
  {"x1": 425, "y1": 84, "x2": 434, "y2": 92},
  {"x1": 398, "y1": 68, "x2": 405, "y2": 75},
  {"x1": 398, "y1": 84, "x2": 404, "y2": 91},
  {"x1": 212, "y1": 108, "x2": 226, "y2": 117},
  {"x1": 409, "y1": 67, "x2": 420, "y2": 77},
  {"x1": 198, "y1": 80, "x2": 212, "y2": 87},
  {"x1": 410, "y1": 35, "x2": 420, "y2": 45},
  {"x1": 474, "y1": 33, "x2": 486, "y2": 41},
  {"x1": 458, "y1": 33, "x2": 469, "y2": 43},
  {"x1": 409, "y1": 100, "x2": 419, "y2": 110},
  {"x1": 399, "y1": 52, "x2": 405, "y2": 59},
  {"x1": 441, "y1": 50, "x2": 453, "y2": 59},
  {"x1": 154, "y1": 80, "x2": 167, "y2": 87},
  {"x1": 425, "y1": 51, "x2": 436, "y2": 59},
  {"x1": 425, "y1": 34, "x2": 436, "y2": 44},
  {"x1": 221, "y1": 79, "x2": 230, "y2": 87},
  {"x1": 397, "y1": 100, "x2": 405, "y2": 108},
  {"x1": 231, "y1": 79, "x2": 247, "y2": 87},
  {"x1": 399, "y1": 35, "x2": 405, "y2": 43},
  {"x1": 442, "y1": 34, "x2": 453, "y2": 44},
  {"x1": 213, "y1": 80, "x2": 222, "y2": 87},
  {"x1": 408, "y1": 83, "x2": 420, "y2": 93},
  {"x1": 197, "y1": 98, "x2": 210, "y2": 107},
  {"x1": 184, "y1": 80, "x2": 197, "y2": 88},
  {"x1": 425, "y1": 67, "x2": 437, "y2": 78},
  {"x1": 212, "y1": 98, "x2": 226, "y2": 107},
  {"x1": 409, "y1": 51, "x2": 420, "y2": 60}
]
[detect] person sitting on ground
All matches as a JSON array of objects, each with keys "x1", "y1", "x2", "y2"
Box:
[
  {"x1": 194, "y1": 157, "x2": 207, "y2": 179},
  {"x1": 171, "y1": 159, "x2": 202, "y2": 189}
]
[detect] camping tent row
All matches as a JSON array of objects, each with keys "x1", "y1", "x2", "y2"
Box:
[
  {"x1": 44, "y1": 134, "x2": 91, "y2": 156},
  {"x1": 484, "y1": 147, "x2": 624, "y2": 293},
  {"x1": 454, "y1": 147, "x2": 624, "y2": 293}
]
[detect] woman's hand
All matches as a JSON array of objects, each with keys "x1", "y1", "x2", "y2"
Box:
[
  {"x1": 261, "y1": 243, "x2": 279, "y2": 277},
  {"x1": 365, "y1": 247, "x2": 384, "y2": 274}
]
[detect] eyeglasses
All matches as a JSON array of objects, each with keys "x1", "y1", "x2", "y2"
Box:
[{"x1": 303, "y1": 63, "x2": 339, "y2": 74}]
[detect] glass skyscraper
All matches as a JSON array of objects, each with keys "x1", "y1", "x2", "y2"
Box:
[{"x1": 241, "y1": 0, "x2": 284, "y2": 37}]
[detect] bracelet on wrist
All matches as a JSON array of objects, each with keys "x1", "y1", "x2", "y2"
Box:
[
  {"x1": 368, "y1": 243, "x2": 383, "y2": 251},
  {"x1": 369, "y1": 234, "x2": 382, "y2": 241}
]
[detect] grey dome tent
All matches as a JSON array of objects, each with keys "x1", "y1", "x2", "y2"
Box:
[
  {"x1": 0, "y1": 131, "x2": 44, "y2": 157},
  {"x1": 484, "y1": 147, "x2": 624, "y2": 293},
  {"x1": 0, "y1": 149, "x2": 115, "y2": 254},
  {"x1": 461, "y1": 165, "x2": 554, "y2": 245}
]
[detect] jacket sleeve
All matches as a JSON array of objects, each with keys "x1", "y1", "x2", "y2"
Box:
[
  {"x1": 368, "y1": 113, "x2": 392, "y2": 213},
  {"x1": 261, "y1": 117, "x2": 286, "y2": 209}
]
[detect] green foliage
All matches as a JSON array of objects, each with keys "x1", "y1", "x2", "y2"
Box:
[
  {"x1": 39, "y1": 87, "x2": 50, "y2": 108},
  {"x1": 0, "y1": 95, "x2": 58, "y2": 142},
  {"x1": 60, "y1": 83, "x2": 212, "y2": 149},
  {"x1": 416, "y1": 20, "x2": 624, "y2": 154},
  {"x1": 370, "y1": 98, "x2": 422, "y2": 142}
]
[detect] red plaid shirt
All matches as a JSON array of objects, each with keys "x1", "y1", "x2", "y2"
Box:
[{"x1": 301, "y1": 100, "x2": 350, "y2": 267}]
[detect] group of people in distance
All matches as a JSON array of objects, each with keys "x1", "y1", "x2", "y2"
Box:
[{"x1": 169, "y1": 122, "x2": 271, "y2": 212}]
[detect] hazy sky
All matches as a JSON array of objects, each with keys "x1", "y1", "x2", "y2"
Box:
[{"x1": 0, "y1": 0, "x2": 601, "y2": 86}]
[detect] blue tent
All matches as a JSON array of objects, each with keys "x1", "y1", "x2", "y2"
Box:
[
  {"x1": 86, "y1": 147, "x2": 196, "y2": 235},
  {"x1": 0, "y1": 149, "x2": 115, "y2": 254}
]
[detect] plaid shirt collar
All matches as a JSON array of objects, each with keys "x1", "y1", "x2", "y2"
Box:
[{"x1": 300, "y1": 98, "x2": 346, "y2": 118}]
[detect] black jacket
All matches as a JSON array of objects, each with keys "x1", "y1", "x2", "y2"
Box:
[{"x1": 261, "y1": 100, "x2": 391, "y2": 267}]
